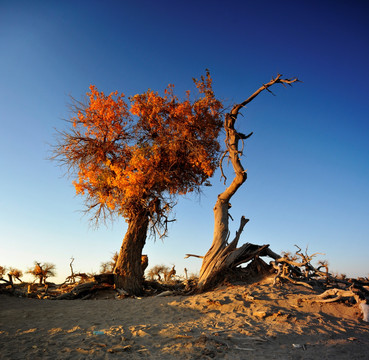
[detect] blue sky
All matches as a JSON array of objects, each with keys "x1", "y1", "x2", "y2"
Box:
[{"x1": 1, "y1": 0, "x2": 368, "y2": 283}]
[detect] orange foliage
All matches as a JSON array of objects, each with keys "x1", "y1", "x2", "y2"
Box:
[{"x1": 55, "y1": 71, "x2": 223, "y2": 226}]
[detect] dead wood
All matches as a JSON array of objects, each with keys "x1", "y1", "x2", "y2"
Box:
[
  {"x1": 94, "y1": 273, "x2": 114, "y2": 285},
  {"x1": 0, "y1": 278, "x2": 12, "y2": 286},
  {"x1": 184, "y1": 254, "x2": 204, "y2": 259},
  {"x1": 55, "y1": 281, "x2": 97, "y2": 300},
  {"x1": 269, "y1": 245, "x2": 358, "y2": 291},
  {"x1": 164, "y1": 265, "x2": 176, "y2": 282},
  {"x1": 63, "y1": 272, "x2": 91, "y2": 285},
  {"x1": 312, "y1": 288, "x2": 359, "y2": 303},
  {"x1": 301, "y1": 285, "x2": 369, "y2": 322},
  {"x1": 69, "y1": 257, "x2": 76, "y2": 284},
  {"x1": 271, "y1": 260, "x2": 313, "y2": 289},
  {"x1": 197, "y1": 75, "x2": 299, "y2": 291},
  {"x1": 144, "y1": 279, "x2": 186, "y2": 295},
  {"x1": 144, "y1": 280, "x2": 169, "y2": 293}
]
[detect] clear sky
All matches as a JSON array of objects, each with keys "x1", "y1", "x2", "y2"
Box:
[{"x1": 1, "y1": 0, "x2": 368, "y2": 283}]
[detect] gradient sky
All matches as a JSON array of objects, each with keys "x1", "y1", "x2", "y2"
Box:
[{"x1": 1, "y1": 0, "x2": 368, "y2": 283}]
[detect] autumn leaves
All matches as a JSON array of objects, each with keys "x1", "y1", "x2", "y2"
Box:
[{"x1": 55, "y1": 72, "x2": 223, "y2": 228}]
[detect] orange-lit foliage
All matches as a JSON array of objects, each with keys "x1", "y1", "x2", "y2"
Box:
[
  {"x1": 28, "y1": 262, "x2": 56, "y2": 284},
  {"x1": 55, "y1": 72, "x2": 223, "y2": 230},
  {"x1": 8, "y1": 268, "x2": 23, "y2": 282},
  {"x1": 0, "y1": 266, "x2": 6, "y2": 278}
]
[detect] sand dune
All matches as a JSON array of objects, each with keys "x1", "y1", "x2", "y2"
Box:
[{"x1": 1, "y1": 276, "x2": 368, "y2": 359}]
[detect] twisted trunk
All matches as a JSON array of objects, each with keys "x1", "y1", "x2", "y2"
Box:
[
  {"x1": 114, "y1": 210, "x2": 149, "y2": 295},
  {"x1": 198, "y1": 112, "x2": 255, "y2": 291},
  {"x1": 198, "y1": 75, "x2": 299, "y2": 291}
]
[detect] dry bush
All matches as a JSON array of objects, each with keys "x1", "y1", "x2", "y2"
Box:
[
  {"x1": 147, "y1": 264, "x2": 177, "y2": 283},
  {"x1": 8, "y1": 268, "x2": 23, "y2": 282},
  {"x1": 100, "y1": 252, "x2": 118, "y2": 274},
  {"x1": 147, "y1": 265, "x2": 170, "y2": 281},
  {"x1": 28, "y1": 262, "x2": 56, "y2": 284},
  {"x1": 0, "y1": 266, "x2": 6, "y2": 278}
]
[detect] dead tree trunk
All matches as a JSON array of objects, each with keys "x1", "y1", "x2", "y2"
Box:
[
  {"x1": 198, "y1": 74, "x2": 299, "y2": 291},
  {"x1": 113, "y1": 210, "x2": 149, "y2": 295}
]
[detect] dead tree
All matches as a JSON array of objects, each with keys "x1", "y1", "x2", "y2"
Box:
[
  {"x1": 164, "y1": 265, "x2": 176, "y2": 282},
  {"x1": 68, "y1": 257, "x2": 76, "y2": 284},
  {"x1": 197, "y1": 75, "x2": 300, "y2": 291}
]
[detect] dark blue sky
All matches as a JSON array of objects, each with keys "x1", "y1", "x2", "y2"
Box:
[{"x1": 1, "y1": 0, "x2": 368, "y2": 281}]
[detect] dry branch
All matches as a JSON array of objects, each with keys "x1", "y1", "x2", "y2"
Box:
[{"x1": 184, "y1": 254, "x2": 204, "y2": 259}]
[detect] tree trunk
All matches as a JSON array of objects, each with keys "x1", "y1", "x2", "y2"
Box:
[
  {"x1": 114, "y1": 210, "x2": 149, "y2": 295},
  {"x1": 198, "y1": 110, "x2": 251, "y2": 291},
  {"x1": 198, "y1": 75, "x2": 299, "y2": 291}
]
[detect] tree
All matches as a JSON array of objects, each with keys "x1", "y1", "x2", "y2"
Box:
[
  {"x1": 147, "y1": 264, "x2": 169, "y2": 281},
  {"x1": 0, "y1": 266, "x2": 6, "y2": 279},
  {"x1": 0, "y1": 266, "x2": 8, "y2": 283},
  {"x1": 197, "y1": 74, "x2": 299, "y2": 291},
  {"x1": 146, "y1": 264, "x2": 176, "y2": 282},
  {"x1": 28, "y1": 262, "x2": 56, "y2": 285},
  {"x1": 8, "y1": 268, "x2": 23, "y2": 283},
  {"x1": 0, "y1": 266, "x2": 23, "y2": 284},
  {"x1": 53, "y1": 72, "x2": 223, "y2": 295}
]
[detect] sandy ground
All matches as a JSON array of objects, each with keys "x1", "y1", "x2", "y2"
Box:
[{"x1": 1, "y1": 276, "x2": 369, "y2": 359}]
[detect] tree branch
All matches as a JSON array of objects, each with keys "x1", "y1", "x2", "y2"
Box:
[
  {"x1": 184, "y1": 254, "x2": 204, "y2": 259},
  {"x1": 230, "y1": 74, "x2": 300, "y2": 118}
]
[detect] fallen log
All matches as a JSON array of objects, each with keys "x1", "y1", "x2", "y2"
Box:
[
  {"x1": 307, "y1": 287, "x2": 365, "y2": 304},
  {"x1": 55, "y1": 281, "x2": 96, "y2": 300}
]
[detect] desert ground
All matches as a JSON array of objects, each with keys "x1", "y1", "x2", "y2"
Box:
[{"x1": 1, "y1": 276, "x2": 369, "y2": 359}]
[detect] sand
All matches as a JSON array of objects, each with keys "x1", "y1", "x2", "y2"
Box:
[{"x1": 1, "y1": 276, "x2": 368, "y2": 359}]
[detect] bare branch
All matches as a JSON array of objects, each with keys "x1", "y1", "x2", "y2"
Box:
[
  {"x1": 230, "y1": 74, "x2": 300, "y2": 118},
  {"x1": 184, "y1": 254, "x2": 204, "y2": 259}
]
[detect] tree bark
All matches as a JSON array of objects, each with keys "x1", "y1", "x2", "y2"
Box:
[{"x1": 113, "y1": 210, "x2": 149, "y2": 295}]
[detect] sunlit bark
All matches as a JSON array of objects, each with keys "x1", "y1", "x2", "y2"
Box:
[{"x1": 114, "y1": 211, "x2": 149, "y2": 296}]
